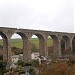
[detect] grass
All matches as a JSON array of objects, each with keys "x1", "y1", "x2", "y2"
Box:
[
  {"x1": 11, "y1": 39, "x2": 23, "y2": 48},
  {"x1": 0, "y1": 38, "x2": 53, "y2": 49}
]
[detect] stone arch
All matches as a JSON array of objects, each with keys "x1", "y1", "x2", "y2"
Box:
[
  {"x1": 61, "y1": 36, "x2": 70, "y2": 55},
  {"x1": 72, "y1": 36, "x2": 75, "y2": 53},
  {"x1": 47, "y1": 35, "x2": 59, "y2": 57},
  {"x1": 0, "y1": 31, "x2": 8, "y2": 62},
  {"x1": 11, "y1": 32, "x2": 31, "y2": 62},
  {"x1": 31, "y1": 33, "x2": 48, "y2": 57}
]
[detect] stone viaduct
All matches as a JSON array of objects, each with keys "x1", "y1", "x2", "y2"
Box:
[{"x1": 0, "y1": 27, "x2": 75, "y2": 65}]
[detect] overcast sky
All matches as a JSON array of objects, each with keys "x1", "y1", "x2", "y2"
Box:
[{"x1": 0, "y1": 0, "x2": 74, "y2": 33}]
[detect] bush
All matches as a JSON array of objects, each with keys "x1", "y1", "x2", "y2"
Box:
[
  {"x1": 0, "y1": 61, "x2": 7, "y2": 75},
  {"x1": 31, "y1": 59, "x2": 39, "y2": 67},
  {"x1": 17, "y1": 59, "x2": 25, "y2": 67},
  {"x1": 29, "y1": 67, "x2": 35, "y2": 75}
]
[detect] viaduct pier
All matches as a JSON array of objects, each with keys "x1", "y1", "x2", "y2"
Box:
[{"x1": 0, "y1": 27, "x2": 75, "y2": 64}]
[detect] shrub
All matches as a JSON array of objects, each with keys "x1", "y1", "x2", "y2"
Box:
[
  {"x1": 29, "y1": 67, "x2": 35, "y2": 75},
  {"x1": 17, "y1": 59, "x2": 25, "y2": 67},
  {"x1": 0, "y1": 61, "x2": 7, "y2": 75}
]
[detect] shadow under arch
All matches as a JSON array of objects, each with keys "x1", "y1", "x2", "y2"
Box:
[
  {"x1": 31, "y1": 33, "x2": 47, "y2": 57},
  {"x1": 11, "y1": 32, "x2": 31, "y2": 62},
  {"x1": 47, "y1": 35, "x2": 59, "y2": 57},
  {"x1": 0, "y1": 31, "x2": 8, "y2": 62},
  {"x1": 61, "y1": 36, "x2": 71, "y2": 55}
]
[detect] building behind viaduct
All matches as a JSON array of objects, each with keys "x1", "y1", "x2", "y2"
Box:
[{"x1": 0, "y1": 27, "x2": 75, "y2": 65}]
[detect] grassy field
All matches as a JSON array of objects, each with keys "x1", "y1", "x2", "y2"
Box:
[{"x1": 0, "y1": 38, "x2": 53, "y2": 49}]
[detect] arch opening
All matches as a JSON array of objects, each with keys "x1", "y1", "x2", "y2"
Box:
[
  {"x1": 61, "y1": 36, "x2": 70, "y2": 55},
  {"x1": 47, "y1": 36, "x2": 53, "y2": 56},
  {"x1": 31, "y1": 33, "x2": 46, "y2": 59},
  {"x1": 11, "y1": 33, "x2": 23, "y2": 63},
  {"x1": 31, "y1": 35, "x2": 39, "y2": 60},
  {"x1": 31, "y1": 35, "x2": 39, "y2": 52},
  {"x1": 47, "y1": 35, "x2": 59, "y2": 57},
  {"x1": 11, "y1": 33, "x2": 23, "y2": 55},
  {"x1": 11, "y1": 32, "x2": 31, "y2": 62}
]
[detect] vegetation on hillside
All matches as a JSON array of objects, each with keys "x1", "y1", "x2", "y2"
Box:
[
  {"x1": 0, "y1": 38, "x2": 53, "y2": 49},
  {"x1": 38, "y1": 61, "x2": 75, "y2": 75},
  {"x1": 4, "y1": 58, "x2": 75, "y2": 75},
  {"x1": 0, "y1": 38, "x2": 53, "y2": 54}
]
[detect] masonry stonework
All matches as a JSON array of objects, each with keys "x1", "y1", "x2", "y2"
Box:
[{"x1": 0, "y1": 27, "x2": 75, "y2": 65}]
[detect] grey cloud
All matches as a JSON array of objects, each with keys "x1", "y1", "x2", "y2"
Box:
[{"x1": 0, "y1": 0, "x2": 74, "y2": 33}]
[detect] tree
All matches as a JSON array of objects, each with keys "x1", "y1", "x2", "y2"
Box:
[{"x1": 31, "y1": 43, "x2": 37, "y2": 52}]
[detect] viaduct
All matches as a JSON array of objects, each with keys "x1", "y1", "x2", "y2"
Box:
[{"x1": 0, "y1": 27, "x2": 75, "y2": 65}]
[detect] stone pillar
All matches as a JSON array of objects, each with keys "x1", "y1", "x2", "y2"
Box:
[
  {"x1": 7, "y1": 38, "x2": 12, "y2": 66},
  {"x1": 58, "y1": 39, "x2": 62, "y2": 57},
  {"x1": 23, "y1": 38, "x2": 31, "y2": 62},
  {"x1": 53, "y1": 39, "x2": 61, "y2": 57},
  {"x1": 39, "y1": 38, "x2": 48, "y2": 58},
  {"x1": 3, "y1": 38, "x2": 8, "y2": 62},
  {"x1": 69, "y1": 39, "x2": 73, "y2": 54}
]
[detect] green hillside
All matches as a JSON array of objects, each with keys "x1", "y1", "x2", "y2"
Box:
[
  {"x1": 11, "y1": 39, "x2": 23, "y2": 48},
  {"x1": 0, "y1": 38, "x2": 53, "y2": 49}
]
